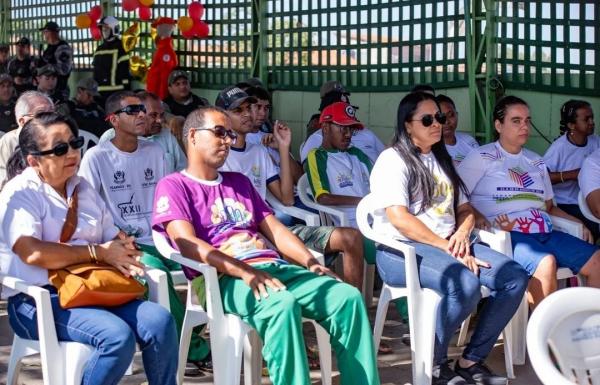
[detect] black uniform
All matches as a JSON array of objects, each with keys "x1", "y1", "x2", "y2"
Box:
[
  {"x1": 0, "y1": 101, "x2": 16, "y2": 133},
  {"x1": 163, "y1": 94, "x2": 210, "y2": 118},
  {"x1": 93, "y1": 38, "x2": 131, "y2": 103},
  {"x1": 7, "y1": 56, "x2": 34, "y2": 80},
  {"x1": 40, "y1": 40, "x2": 73, "y2": 97},
  {"x1": 57, "y1": 100, "x2": 111, "y2": 138}
]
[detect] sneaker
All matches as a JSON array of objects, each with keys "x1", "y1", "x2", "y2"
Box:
[
  {"x1": 186, "y1": 353, "x2": 213, "y2": 375},
  {"x1": 454, "y1": 361, "x2": 507, "y2": 385},
  {"x1": 433, "y1": 361, "x2": 469, "y2": 385}
]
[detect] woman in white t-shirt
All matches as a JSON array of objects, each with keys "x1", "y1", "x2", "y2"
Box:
[
  {"x1": 0, "y1": 113, "x2": 178, "y2": 385},
  {"x1": 458, "y1": 96, "x2": 600, "y2": 309},
  {"x1": 436, "y1": 94, "x2": 479, "y2": 166},
  {"x1": 370, "y1": 92, "x2": 528, "y2": 385},
  {"x1": 543, "y1": 100, "x2": 599, "y2": 240}
]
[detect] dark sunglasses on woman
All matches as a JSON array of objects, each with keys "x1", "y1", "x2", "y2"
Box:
[
  {"x1": 410, "y1": 112, "x2": 447, "y2": 127},
  {"x1": 30, "y1": 136, "x2": 85, "y2": 157}
]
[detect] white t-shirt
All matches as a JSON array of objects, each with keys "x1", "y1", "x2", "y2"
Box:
[
  {"x1": 79, "y1": 140, "x2": 167, "y2": 245},
  {"x1": 100, "y1": 127, "x2": 187, "y2": 174},
  {"x1": 579, "y1": 147, "x2": 600, "y2": 199},
  {"x1": 543, "y1": 134, "x2": 600, "y2": 205},
  {"x1": 370, "y1": 148, "x2": 467, "y2": 241},
  {"x1": 300, "y1": 127, "x2": 385, "y2": 165},
  {"x1": 220, "y1": 142, "x2": 279, "y2": 200},
  {"x1": 446, "y1": 132, "x2": 479, "y2": 166},
  {"x1": 305, "y1": 147, "x2": 372, "y2": 227},
  {"x1": 458, "y1": 141, "x2": 554, "y2": 234},
  {"x1": 246, "y1": 131, "x2": 282, "y2": 166},
  {"x1": 0, "y1": 168, "x2": 119, "y2": 297}
]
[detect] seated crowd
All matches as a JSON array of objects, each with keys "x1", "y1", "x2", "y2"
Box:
[{"x1": 1, "y1": 58, "x2": 600, "y2": 385}]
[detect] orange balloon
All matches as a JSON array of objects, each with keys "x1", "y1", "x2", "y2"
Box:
[
  {"x1": 75, "y1": 14, "x2": 92, "y2": 29},
  {"x1": 139, "y1": 0, "x2": 154, "y2": 6},
  {"x1": 177, "y1": 16, "x2": 194, "y2": 33}
]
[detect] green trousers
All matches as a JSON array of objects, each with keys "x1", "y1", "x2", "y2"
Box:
[
  {"x1": 139, "y1": 244, "x2": 210, "y2": 361},
  {"x1": 216, "y1": 263, "x2": 380, "y2": 385}
]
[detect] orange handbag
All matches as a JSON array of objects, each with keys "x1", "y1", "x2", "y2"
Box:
[{"x1": 48, "y1": 186, "x2": 145, "y2": 309}]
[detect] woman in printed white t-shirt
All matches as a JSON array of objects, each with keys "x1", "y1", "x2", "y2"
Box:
[
  {"x1": 543, "y1": 99, "x2": 599, "y2": 240},
  {"x1": 458, "y1": 96, "x2": 600, "y2": 309},
  {"x1": 370, "y1": 91, "x2": 528, "y2": 385},
  {"x1": 436, "y1": 94, "x2": 479, "y2": 166}
]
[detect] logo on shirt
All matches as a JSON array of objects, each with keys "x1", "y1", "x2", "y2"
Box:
[
  {"x1": 508, "y1": 167, "x2": 534, "y2": 188},
  {"x1": 156, "y1": 196, "x2": 169, "y2": 214},
  {"x1": 144, "y1": 168, "x2": 154, "y2": 181},
  {"x1": 117, "y1": 194, "x2": 144, "y2": 220},
  {"x1": 210, "y1": 197, "x2": 252, "y2": 227},
  {"x1": 114, "y1": 170, "x2": 125, "y2": 184},
  {"x1": 336, "y1": 173, "x2": 354, "y2": 188}
]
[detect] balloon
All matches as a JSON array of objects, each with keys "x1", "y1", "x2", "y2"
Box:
[
  {"x1": 150, "y1": 26, "x2": 158, "y2": 44},
  {"x1": 89, "y1": 5, "x2": 102, "y2": 20},
  {"x1": 122, "y1": 23, "x2": 140, "y2": 53},
  {"x1": 188, "y1": 2, "x2": 205, "y2": 19},
  {"x1": 139, "y1": 0, "x2": 154, "y2": 6},
  {"x1": 177, "y1": 16, "x2": 194, "y2": 32},
  {"x1": 181, "y1": 28, "x2": 195, "y2": 39},
  {"x1": 75, "y1": 14, "x2": 92, "y2": 29},
  {"x1": 122, "y1": 0, "x2": 139, "y2": 12},
  {"x1": 90, "y1": 25, "x2": 102, "y2": 40},
  {"x1": 194, "y1": 21, "x2": 209, "y2": 38},
  {"x1": 129, "y1": 55, "x2": 148, "y2": 81},
  {"x1": 139, "y1": 5, "x2": 152, "y2": 20}
]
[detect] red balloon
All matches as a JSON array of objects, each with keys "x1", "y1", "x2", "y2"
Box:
[
  {"x1": 181, "y1": 28, "x2": 195, "y2": 39},
  {"x1": 188, "y1": 2, "x2": 205, "y2": 19},
  {"x1": 194, "y1": 21, "x2": 209, "y2": 38},
  {"x1": 138, "y1": 6, "x2": 152, "y2": 21},
  {"x1": 89, "y1": 5, "x2": 102, "y2": 20},
  {"x1": 90, "y1": 25, "x2": 102, "y2": 40},
  {"x1": 122, "y1": 0, "x2": 139, "y2": 12}
]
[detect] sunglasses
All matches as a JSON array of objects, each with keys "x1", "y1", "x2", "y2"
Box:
[
  {"x1": 30, "y1": 136, "x2": 85, "y2": 157},
  {"x1": 193, "y1": 125, "x2": 238, "y2": 141},
  {"x1": 114, "y1": 104, "x2": 146, "y2": 116},
  {"x1": 409, "y1": 112, "x2": 447, "y2": 127}
]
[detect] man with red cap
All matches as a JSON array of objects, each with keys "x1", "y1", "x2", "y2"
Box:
[{"x1": 146, "y1": 17, "x2": 178, "y2": 100}]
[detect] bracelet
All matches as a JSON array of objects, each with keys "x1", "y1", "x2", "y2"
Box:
[
  {"x1": 560, "y1": 171, "x2": 564, "y2": 183},
  {"x1": 88, "y1": 243, "x2": 98, "y2": 264}
]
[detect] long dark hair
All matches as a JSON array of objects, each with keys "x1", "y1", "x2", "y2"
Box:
[
  {"x1": 392, "y1": 91, "x2": 467, "y2": 213},
  {"x1": 492, "y1": 95, "x2": 529, "y2": 140},
  {"x1": 559, "y1": 99, "x2": 591, "y2": 136},
  {"x1": 5, "y1": 112, "x2": 79, "y2": 183}
]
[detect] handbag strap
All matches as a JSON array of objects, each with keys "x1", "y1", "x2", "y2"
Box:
[{"x1": 60, "y1": 185, "x2": 79, "y2": 243}]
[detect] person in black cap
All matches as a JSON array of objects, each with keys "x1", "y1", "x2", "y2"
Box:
[
  {"x1": 35, "y1": 64, "x2": 65, "y2": 104},
  {"x1": 0, "y1": 44, "x2": 9, "y2": 74},
  {"x1": 163, "y1": 68, "x2": 209, "y2": 118},
  {"x1": 93, "y1": 16, "x2": 132, "y2": 105},
  {"x1": 7, "y1": 37, "x2": 35, "y2": 94},
  {"x1": 0, "y1": 74, "x2": 16, "y2": 133},
  {"x1": 57, "y1": 77, "x2": 111, "y2": 138},
  {"x1": 39, "y1": 21, "x2": 73, "y2": 100}
]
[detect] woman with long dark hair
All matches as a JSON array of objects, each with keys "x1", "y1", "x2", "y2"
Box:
[
  {"x1": 0, "y1": 112, "x2": 178, "y2": 385},
  {"x1": 370, "y1": 92, "x2": 528, "y2": 385},
  {"x1": 458, "y1": 96, "x2": 600, "y2": 309}
]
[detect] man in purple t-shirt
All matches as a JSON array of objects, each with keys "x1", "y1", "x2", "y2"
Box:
[{"x1": 152, "y1": 106, "x2": 380, "y2": 385}]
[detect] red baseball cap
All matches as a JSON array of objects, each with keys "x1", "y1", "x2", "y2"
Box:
[{"x1": 319, "y1": 102, "x2": 363, "y2": 129}]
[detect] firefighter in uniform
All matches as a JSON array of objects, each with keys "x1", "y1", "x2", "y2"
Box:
[{"x1": 93, "y1": 16, "x2": 132, "y2": 105}]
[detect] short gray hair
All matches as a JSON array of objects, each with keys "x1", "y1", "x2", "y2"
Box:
[
  {"x1": 14, "y1": 91, "x2": 54, "y2": 122},
  {"x1": 182, "y1": 106, "x2": 230, "y2": 139}
]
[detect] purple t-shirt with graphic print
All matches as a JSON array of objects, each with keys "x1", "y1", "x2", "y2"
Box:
[{"x1": 152, "y1": 171, "x2": 282, "y2": 280}]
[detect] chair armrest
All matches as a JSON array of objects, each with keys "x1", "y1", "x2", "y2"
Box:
[
  {"x1": 297, "y1": 174, "x2": 350, "y2": 226},
  {"x1": 145, "y1": 268, "x2": 170, "y2": 310},
  {"x1": 550, "y1": 215, "x2": 583, "y2": 239},
  {"x1": 265, "y1": 191, "x2": 321, "y2": 227},
  {"x1": 474, "y1": 228, "x2": 511, "y2": 255}
]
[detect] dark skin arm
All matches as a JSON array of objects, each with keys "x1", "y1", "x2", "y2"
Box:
[
  {"x1": 315, "y1": 193, "x2": 362, "y2": 206},
  {"x1": 586, "y1": 189, "x2": 600, "y2": 219},
  {"x1": 548, "y1": 169, "x2": 579, "y2": 184}
]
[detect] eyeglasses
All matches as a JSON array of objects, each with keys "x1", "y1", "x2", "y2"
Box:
[
  {"x1": 30, "y1": 136, "x2": 85, "y2": 157},
  {"x1": 192, "y1": 125, "x2": 238, "y2": 141},
  {"x1": 331, "y1": 123, "x2": 357, "y2": 136},
  {"x1": 409, "y1": 112, "x2": 447, "y2": 127},
  {"x1": 113, "y1": 104, "x2": 146, "y2": 116}
]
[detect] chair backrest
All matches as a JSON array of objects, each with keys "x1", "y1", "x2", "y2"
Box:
[
  {"x1": 527, "y1": 287, "x2": 600, "y2": 385},
  {"x1": 79, "y1": 130, "x2": 100, "y2": 155},
  {"x1": 549, "y1": 214, "x2": 584, "y2": 239},
  {"x1": 579, "y1": 191, "x2": 600, "y2": 224}
]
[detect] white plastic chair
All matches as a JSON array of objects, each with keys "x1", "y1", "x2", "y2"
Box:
[
  {"x1": 265, "y1": 190, "x2": 321, "y2": 226},
  {"x1": 527, "y1": 287, "x2": 600, "y2": 385},
  {"x1": 79, "y1": 129, "x2": 100, "y2": 155},
  {"x1": 579, "y1": 190, "x2": 600, "y2": 225},
  {"x1": 297, "y1": 173, "x2": 376, "y2": 307},
  {"x1": 357, "y1": 193, "x2": 442, "y2": 385},
  {"x1": 3, "y1": 268, "x2": 170, "y2": 385},
  {"x1": 152, "y1": 230, "x2": 332, "y2": 385}
]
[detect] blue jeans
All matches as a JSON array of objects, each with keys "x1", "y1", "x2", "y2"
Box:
[
  {"x1": 376, "y1": 242, "x2": 528, "y2": 364},
  {"x1": 8, "y1": 286, "x2": 178, "y2": 385}
]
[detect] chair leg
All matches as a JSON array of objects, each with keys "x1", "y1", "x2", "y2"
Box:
[
  {"x1": 312, "y1": 321, "x2": 332, "y2": 385},
  {"x1": 510, "y1": 294, "x2": 528, "y2": 366},
  {"x1": 372, "y1": 285, "x2": 393, "y2": 350},
  {"x1": 362, "y1": 264, "x2": 375, "y2": 308},
  {"x1": 7, "y1": 337, "x2": 26, "y2": 385},
  {"x1": 410, "y1": 293, "x2": 439, "y2": 385},
  {"x1": 501, "y1": 327, "x2": 515, "y2": 379},
  {"x1": 244, "y1": 331, "x2": 262, "y2": 385},
  {"x1": 176, "y1": 308, "x2": 199, "y2": 385},
  {"x1": 457, "y1": 313, "x2": 472, "y2": 347},
  {"x1": 211, "y1": 322, "x2": 245, "y2": 385}
]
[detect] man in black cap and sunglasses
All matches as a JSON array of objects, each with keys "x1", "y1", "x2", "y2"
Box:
[{"x1": 79, "y1": 90, "x2": 212, "y2": 376}]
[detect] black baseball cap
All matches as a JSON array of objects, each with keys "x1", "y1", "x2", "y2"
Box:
[
  {"x1": 40, "y1": 21, "x2": 60, "y2": 32},
  {"x1": 17, "y1": 37, "x2": 31, "y2": 46},
  {"x1": 215, "y1": 86, "x2": 257, "y2": 110}
]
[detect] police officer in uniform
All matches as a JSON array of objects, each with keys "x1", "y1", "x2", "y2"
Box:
[
  {"x1": 39, "y1": 21, "x2": 73, "y2": 101},
  {"x1": 93, "y1": 16, "x2": 131, "y2": 105},
  {"x1": 0, "y1": 74, "x2": 17, "y2": 133},
  {"x1": 7, "y1": 37, "x2": 36, "y2": 96},
  {"x1": 57, "y1": 78, "x2": 111, "y2": 138}
]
